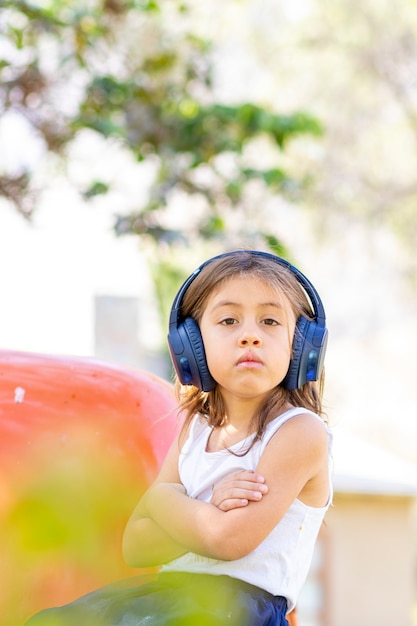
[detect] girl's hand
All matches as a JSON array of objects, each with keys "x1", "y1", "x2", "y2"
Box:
[{"x1": 210, "y1": 470, "x2": 268, "y2": 512}]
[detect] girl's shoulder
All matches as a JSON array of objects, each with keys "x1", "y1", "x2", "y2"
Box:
[
  {"x1": 267, "y1": 406, "x2": 321, "y2": 430},
  {"x1": 263, "y1": 406, "x2": 330, "y2": 450},
  {"x1": 179, "y1": 413, "x2": 209, "y2": 452}
]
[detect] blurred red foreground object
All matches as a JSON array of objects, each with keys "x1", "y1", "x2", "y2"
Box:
[
  {"x1": 0, "y1": 349, "x2": 298, "y2": 626},
  {"x1": 0, "y1": 349, "x2": 178, "y2": 625}
]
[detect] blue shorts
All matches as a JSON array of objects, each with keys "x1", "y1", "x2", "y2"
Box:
[{"x1": 25, "y1": 572, "x2": 289, "y2": 626}]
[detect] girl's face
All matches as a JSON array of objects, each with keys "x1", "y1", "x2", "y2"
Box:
[{"x1": 199, "y1": 275, "x2": 296, "y2": 407}]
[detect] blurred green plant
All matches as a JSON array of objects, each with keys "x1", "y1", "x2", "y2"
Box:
[
  {"x1": 2, "y1": 447, "x2": 146, "y2": 626},
  {"x1": 0, "y1": 0, "x2": 322, "y2": 256}
]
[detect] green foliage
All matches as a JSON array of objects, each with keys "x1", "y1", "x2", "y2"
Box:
[
  {"x1": 262, "y1": 234, "x2": 289, "y2": 259},
  {"x1": 1, "y1": 442, "x2": 148, "y2": 625},
  {"x1": 0, "y1": 0, "x2": 322, "y2": 255}
]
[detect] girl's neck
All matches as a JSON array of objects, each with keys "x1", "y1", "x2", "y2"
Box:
[
  {"x1": 218, "y1": 394, "x2": 263, "y2": 428},
  {"x1": 206, "y1": 399, "x2": 293, "y2": 453},
  {"x1": 206, "y1": 398, "x2": 258, "y2": 452},
  {"x1": 206, "y1": 420, "x2": 252, "y2": 452},
  {"x1": 218, "y1": 391, "x2": 290, "y2": 427}
]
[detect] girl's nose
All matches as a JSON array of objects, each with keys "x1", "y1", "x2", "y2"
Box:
[{"x1": 238, "y1": 327, "x2": 261, "y2": 346}]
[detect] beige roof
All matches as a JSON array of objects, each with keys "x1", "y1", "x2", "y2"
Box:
[{"x1": 332, "y1": 429, "x2": 417, "y2": 497}]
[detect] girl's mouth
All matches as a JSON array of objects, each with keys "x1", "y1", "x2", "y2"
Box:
[{"x1": 236, "y1": 354, "x2": 263, "y2": 369}]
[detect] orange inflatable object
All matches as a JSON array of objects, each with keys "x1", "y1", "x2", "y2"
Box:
[
  {"x1": 0, "y1": 349, "x2": 300, "y2": 625},
  {"x1": 0, "y1": 350, "x2": 178, "y2": 625}
]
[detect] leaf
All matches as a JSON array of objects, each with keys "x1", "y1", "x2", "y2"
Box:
[
  {"x1": 82, "y1": 181, "x2": 110, "y2": 199},
  {"x1": 262, "y1": 234, "x2": 290, "y2": 259},
  {"x1": 199, "y1": 215, "x2": 226, "y2": 239}
]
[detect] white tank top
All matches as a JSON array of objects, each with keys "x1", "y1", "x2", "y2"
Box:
[{"x1": 160, "y1": 407, "x2": 333, "y2": 612}]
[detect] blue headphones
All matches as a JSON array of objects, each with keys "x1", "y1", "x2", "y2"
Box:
[{"x1": 167, "y1": 250, "x2": 328, "y2": 391}]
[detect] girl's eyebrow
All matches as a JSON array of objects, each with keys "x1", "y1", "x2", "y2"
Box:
[{"x1": 211, "y1": 300, "x2": 283, "y2": 310}]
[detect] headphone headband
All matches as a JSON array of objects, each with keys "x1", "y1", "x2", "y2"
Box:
[
  {"x1": 169, "y1": 250, "x2": 325, "y2": 327},
  {"x1": 168, "y1": 250, "x2": 328, "y2": 391}
]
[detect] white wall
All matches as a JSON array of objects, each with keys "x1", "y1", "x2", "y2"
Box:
[{"x1": 0, "y1": 190, "x2": 160, "y2": 360}]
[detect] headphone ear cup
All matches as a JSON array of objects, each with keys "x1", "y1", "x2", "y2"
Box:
[
  {"x1": 284, "y1": 316, "x2": 309, "y2": 390},
  {"x1": 284, "y1": 316, "x2": 328, "y2": 390},
  {"x1": 170, "y1": 318, "x2": 216, "y2": 392},
  {"x1": 183, "y1": 318, "x2": 215, "y2": 391}
]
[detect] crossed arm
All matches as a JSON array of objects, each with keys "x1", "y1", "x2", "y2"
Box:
[
  {"x1": 122, "y1": 468, "x2": 266, "y2": 567},
  {"x1": 122, "y1": 414, "x2": 328, "y2": 567}
]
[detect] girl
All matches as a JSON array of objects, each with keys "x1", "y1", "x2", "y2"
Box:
[{"x1": 26, "y1": 250, "x2": 332, "y2": 626}]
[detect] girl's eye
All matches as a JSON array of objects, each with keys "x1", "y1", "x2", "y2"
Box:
[
  {"x1": 220, "y1": 317, "x2": 237, "y2": 325},
  {"x1": 262, "y1": 318, "x2": 279, "y2": 326}
]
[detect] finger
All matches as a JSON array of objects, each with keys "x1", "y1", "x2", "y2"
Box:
[
  {"x1": 225, "y1": 481, "x2": 268, "y2": 495},
  {"x1": 211, "y1": 487, "x2": 266, "y2": 508},
  {"x1": 232, "y1": 470, "x2": 266, "y2": 484},
  {"x1": 218, "y1": 498, "x2": 249, "y2": 512},
  {"x1": 212, "y1": 480, "x2": 268, "y2": 500}
]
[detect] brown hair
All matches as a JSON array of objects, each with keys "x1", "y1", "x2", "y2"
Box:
[{"x1": 174, "y1": 251, "x2": 326, "y2": 450}]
